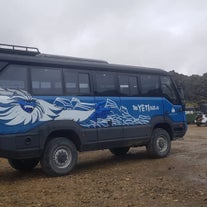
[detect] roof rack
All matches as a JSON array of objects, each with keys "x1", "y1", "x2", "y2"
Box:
[{"x1": 0, "y1": 43, "x2": 40, "y2": 56}]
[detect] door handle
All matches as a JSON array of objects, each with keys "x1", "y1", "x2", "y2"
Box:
[{"x1": 108, "y1": 120, "x2": 112, "y2": 127}]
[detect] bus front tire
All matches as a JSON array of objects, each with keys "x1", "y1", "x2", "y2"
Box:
[
  {"x1": 8, "y1": 158, "x2": 39, "y2": 172},
  {"x1": 40, "y1": 137, "x2": 77, "y2": 177},
  {"x1": 146, "y1": 128, "x2": 171, "y2": 158},
  {"x1": 110, "y1": 147, "x2": 130, "y2": 156}
]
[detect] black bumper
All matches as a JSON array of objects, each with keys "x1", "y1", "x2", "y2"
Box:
[
  {"x1": 172, "y1": 122, "x2": 188, "y2": 139},
  {"x1": 0, "y1": 133, "x2": 41, "y2": 159}
]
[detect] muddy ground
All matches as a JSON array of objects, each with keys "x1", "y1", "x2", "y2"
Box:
[{"x1": 0, "y1": 125, "x2": 207, "y2": 207}]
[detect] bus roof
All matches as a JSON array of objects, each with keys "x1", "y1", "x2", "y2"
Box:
[{"x1": 0, "y1": 43, "x2": 168, "y2": 75}]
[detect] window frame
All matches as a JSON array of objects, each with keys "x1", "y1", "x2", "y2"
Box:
[
  {"x1": 30, "y1": 66, "x2": 64, "y2": 96},
  {"x1": 140, "y1": 74, "x2": 161, "y2": 97},
  {"x1": 118, "y1": 73, "x2": 139, "y2": 97},
  {"x1": 63, "y1": 69, "x2": 92, "y2": 96},
  {"x1": 160, "y1": 75, "x2": 180, "y2": 105},
  {"x1": 93, "y1": 71, "x2": 118, "y2": 96},
  {"x1": 0, "y1": 64, "x2": 29, "y2": 91}
]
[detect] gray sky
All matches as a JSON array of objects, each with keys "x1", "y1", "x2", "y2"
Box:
[{"x1": 0, "y1": 0, "x2": 207, "y2": 76}]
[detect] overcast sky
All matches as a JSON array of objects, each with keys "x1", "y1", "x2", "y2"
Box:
[{"x1": 0, "y1": 0, "x2": 207, "y2": 76}]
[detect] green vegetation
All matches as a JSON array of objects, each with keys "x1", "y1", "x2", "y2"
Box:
[
  {"x1": 169, "y1": 71, "x2": 207, "y2": 107},
  {"x1": 186, "y1": 114, "x2": 197, "y2": 124},
  {"x1": 169, "y1": 71, "x2": 207, "y2": 124}
]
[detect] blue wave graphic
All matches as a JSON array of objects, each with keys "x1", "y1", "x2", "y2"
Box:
[{"x1": 0, "y1": 89, "x2": 151, "y2": 134}]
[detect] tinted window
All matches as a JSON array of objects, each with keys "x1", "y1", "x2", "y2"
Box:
[
  {"x1": 79, "y1": 73, "x2": 90, "y2": 94},
  {"x1": 31, "y1": 67, "x2": 63, "y2": 95},
  {"x1": 119, "y1": 75, "x2": 129, "y2": 95},
  {"x1": 119, "y1": 75, "x2": 138, "y2": 96},
  {"x1": 64, "y1": 70, "x2": 90, "y2": 95},
  {"x1": 64, "y1": 71, "x2": 78, "y2": 94},
  {"x1": 0, "y1": 65, "x2": 28, "y2": 90},
  {"x1": 161, "y1": 76, "x2": 179, "y2": 104},
  {"x1": 95, "y1": 72, "x2": 117, "y2": 95},
  {"x1": 140, "y1": 74, "x2": 160, "y2": 96},
  {"x1": 129, "y1": 76, "x2": 138, "y2": 96}
]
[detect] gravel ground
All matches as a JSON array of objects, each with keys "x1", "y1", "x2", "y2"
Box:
[{"x1": 0, "y1": 125, "x2": 207, "y2": 207}]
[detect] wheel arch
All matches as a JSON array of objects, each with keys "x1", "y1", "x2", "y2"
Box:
[
  {"x1": 153, "y1": 123, "x2": 173, "y2": 140},
  {"x1": 45, "y1": 129, "x2": 81, "y2": 151}
]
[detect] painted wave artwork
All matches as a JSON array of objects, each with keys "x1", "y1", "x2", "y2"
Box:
[
  {"x1": 0, "y1": 88, "x2": 150, "y2": 134},
  {"x1": 80, "y1": 99, "x2": 151, "y2": 128}
]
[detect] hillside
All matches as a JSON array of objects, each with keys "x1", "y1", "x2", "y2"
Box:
[{"x1": 169, "y1": 71, "x2": 207, "y2": 106}]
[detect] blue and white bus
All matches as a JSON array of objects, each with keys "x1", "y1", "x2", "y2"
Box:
[{"x1": 0, "y1": 44, "x2": 187, "y2": 176}]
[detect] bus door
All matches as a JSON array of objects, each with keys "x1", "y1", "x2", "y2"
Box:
[
  {"x1": 118, "y1": 74, "x2": 150, "y2": 139},
  {"x1": 94, "y1": 96, "x2": 123, "y2": 141},
  {"x1": 93, "y1": 72, "x2": 123, "y2": 141}
]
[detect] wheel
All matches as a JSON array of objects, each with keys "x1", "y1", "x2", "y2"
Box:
[
  {"x1": 146, "y1": 128, "x2": 171, "y2": 158},
  {"x1": 110, "y1": 147, "x2": 130, "y2": 156},
  {"x1": 8, "y1": 158, "x2": 39, "y2": 172},
  {"x1": 40, "y1": 137, "x2": 77, "y2": 177}
]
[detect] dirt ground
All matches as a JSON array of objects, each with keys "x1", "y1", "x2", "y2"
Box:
[{"x1": 0, "y1": 125, "x2": 207, "y2": 207}]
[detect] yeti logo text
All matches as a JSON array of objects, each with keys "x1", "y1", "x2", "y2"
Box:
[{"x1": 133, "y1": 104, "x2": 160, "y2": 112}]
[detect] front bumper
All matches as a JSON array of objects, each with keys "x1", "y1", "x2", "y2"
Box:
[{"x1": 172, "y1": 122, "x2": 188, "y2": 139}]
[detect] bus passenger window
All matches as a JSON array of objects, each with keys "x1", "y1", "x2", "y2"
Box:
[
  {"x1": 64, "y1": 71, "x2": 78, "y2": 94},
  {"x1": 95, "y1": 72, "x2": 116, "y2": 96},
  {"x1": 129, "y1": 76, "x2": 138, "y2": 96},
  {"x1": 140, "y1": 75, "x2": 160, "y2": 97},
  {"x1": 64, "y1": 71, "x2": 90, "y2": 95},
  {"x1": 119, "y1": 75, "x2": 138, "y2": 96},
  {"x1": 79, "y1": 73, "x2": 90, "y2": 94},
  {"x1": 0, "y1": 65, "x2": 28, "y2": 90},
  {"x1": 31, "y1": 67, "x2": 63, "y2": 95},
  {"x1": 119, "y1": 75, "x2": 129, "y2": 95}
]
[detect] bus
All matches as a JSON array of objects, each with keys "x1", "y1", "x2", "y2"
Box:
[{"x1": 0, "y1": 44, "x2": 187, "y2": 176}]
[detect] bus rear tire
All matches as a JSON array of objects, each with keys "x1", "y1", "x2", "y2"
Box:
[
  {"x1": 110, "y1": 147, "x2": 130, "y2": 156},
  {"x1": 40, "y1": 137, "x2": 77, "y2": 177},
  {"x1": 8, "y1": 158, "x2": 39, "y2": 172},
  {"x1": 146, "y1": 128, "x2": 171, "y2": 158}
]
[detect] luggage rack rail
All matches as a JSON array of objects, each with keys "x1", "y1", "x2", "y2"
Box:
[{"x1": 0, "y1": 43, "x2": 40, "y2": 55}]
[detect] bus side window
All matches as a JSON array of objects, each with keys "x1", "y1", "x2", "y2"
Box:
[
  {"x1": 79, "y1": 73, "x2": 90, "y2": 95},
  {"x1": 64, "y1": 71, "x2": 78, "y2": 95},
  {"x1": 129, "y1": 76, "x2": 138, "y2": 96},
  {"x1": 95, "y1": 72, "x2": 117, "y2": 96},
  {"x1": 0, "y1": 65, "x2": 28, "y2": 90},
  {"x1": 118, "y1": 75, "x2": 138, "y2": 96},
  {"x1": 64, "y1": 71, "x2": 90, "y2": 95},
  {"x1": 140, "y1": 75, "x2": 160, "y2": 97},
  {"x1": 119, "y1": 75, "x2": 129, "y2": 95},
  {"x1": 31, "y1": 67, "x2": 63, "y2": 95},
  {"x1": 160, "y1": 76, "x2": 179, "y2": 104}
]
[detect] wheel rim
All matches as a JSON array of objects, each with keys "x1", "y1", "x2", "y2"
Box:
[
  {"x1": 156, "y1": 136, "x2": 168, "y2": 153},
  {"x1": 53, "y1": 147, "x2": 72, "y2": 169}
]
